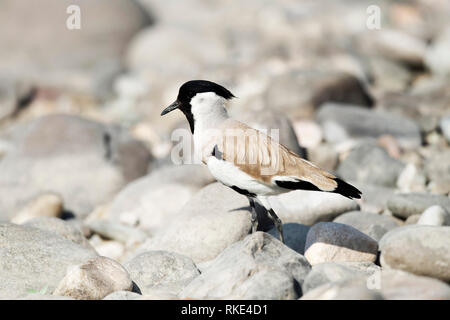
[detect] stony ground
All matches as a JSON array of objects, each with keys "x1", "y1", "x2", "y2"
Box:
[{"x1": 0, "y1": 0, "x2": 449, "y2": 300}]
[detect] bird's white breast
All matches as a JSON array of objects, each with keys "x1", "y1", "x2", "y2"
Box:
[{"x1": 206, "y1": 156, "x2": 279, "y2": 196}]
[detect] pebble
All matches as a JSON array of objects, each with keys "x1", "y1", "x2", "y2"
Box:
[
  {"x1": 379, "y1": 225, "x2": 450, "y2": 281},
  {"x1": 417, "y1": 205, "x2": 450, "y2": 226},
  {"x1": 10, "y1": 193, "x2": 63, "y2": 224},
  {"x1": 180, "y1": 232, "x2": 311, "y2": 300},
  {"x1": 333, "y1": 211, "x2": 400, "y2": 241},
  {"x1": 0, "y1": 223, "x2": 97, "y2": 299},
  {"x1": 124, "y1": 251, "x2": 200, "y2": 295},
  {"x1": 304, "y1": 222, "x2": 378, "y2": 265},
  {"x1": 387, "y1": 193, "x2": 450, "y2": 219},
  {"x1": 53, "y1": 257, "x2": 133, "y2": 300}
]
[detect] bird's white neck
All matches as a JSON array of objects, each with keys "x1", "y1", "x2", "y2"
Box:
[{"x1": 190, "y1": 92, "x2": 229, "y2": 157}]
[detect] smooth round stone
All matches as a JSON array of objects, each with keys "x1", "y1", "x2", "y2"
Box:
[
  {"x1": 304, "y1": 222, "x2": 378, "y2": 265},
  {"x1": 379, "y1": 225, "x2": 450, "y2": 282}
]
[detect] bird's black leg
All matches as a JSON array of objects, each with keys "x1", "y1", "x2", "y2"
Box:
[
  {"x1": 248, "y1": 197, "x2": 258, "y2": 233},
  {"x1": 268, "y1": 208, "x2": 285, "y2": 243}
]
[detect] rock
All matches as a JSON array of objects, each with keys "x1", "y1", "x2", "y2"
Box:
[
  {"x1": 333, "y1": 211, "x2": 400, "y2": 241},
  {"x1": 180, "y1": 232, "x2": 311, "y2": 300},
  {"x1": 304, "y1": 222, "x2": 378, "y2": 266},
  {"x1": 425, "y1": 27, "x2": 450, "y2": 76},
  {"x1": 380, "y1": 269, "x2": 450, "y2": 300},
  {"x1": 357, "y1": 183, "x2": 396, "y2": 214},
  {"x1": 317, "y1": 103, "x2": 422, "y2": 149},
  {"x1": 24, "y1": 217, "x2": 94, "y2": 251},
  {"x1": 124, "y1": 251, "x2": 200, "y2": 295},
  {"x1": 424, "y1": 150, "x2": 450, "y2": 193},
  {"x1": 337, "y1": 144, "x2": 405, "y2": 188},
  {"x1": 440, "y1": 115, "x2": 450, "y2": 143},
  {"x1": 53, "y1": 256, "x2": 133, "y2": 300},
  {"x1": 86, "y1": 220, "x2": 148, "y2": 245},
  {"x1": 103, "y1": 291, "x2": 142, "y2": 300},
  {"x1": 0, "y1": 114, "x2": 152, "y2": 220},
  {"x1": 264, "y1": 70, "x2": 373, "y2": 119},
  {"x1": 404, "y1": 214, "x2": 421, "y2": 225},
  {"x1": 106, "y1": 164, "x2": 213, "y2": 232},
  {"x1": 379, "y1": 225, "x2": 450, "y2": 281},
  {"x1": 387, "y1": 193, "x2": 450, "y2": 219},
  {"x1": 235, "y1": 109, "x2": 304, "y2": 156},
  {"x1": 417, "y1": 205, "x2": 450, "y2": 226},
  {"x1": 292, "y1": 120, "x2": 323, "y2": 150},
  {"x1": 300, "y1": 279, "x2": 383, "y2": 300},
  {"x1": 0, "y1": 0, "x2": 150, "y2": 95},
  {"x1": 396, "y1": 163, "x2": 427, "y2": 193},
  {"x1": 137, "y1": 182, "x2": 253, "y2": 263},
  {"x1": 0, "y1": 76, "x2": 35, "y2": 121},
  {"x1": 10, "y1": 193, "x2": 63, "y2": 224},
  {"x1": 303, "y1": 262, "x2": 380, "y2": 293},
  {"x1": 18, "y1": 293, "x2": 74, "y2": 300},
  {"x1": 366, "y1": 57, "x2": 412, "y2": 91},
  {"x1": 307, "y1": 143, "x2": 339, "y2": 172},
  {"x1": 268, "y1": 190, "x2": 359, "y2": 226},
  {"x1": 0, "y1": 223, "x2": 97, "y2": 299},
  {"x1": 92, "y1": 240, "x2": 125, "y2": 262},
  {"x1": 360, "y1": 29, "x2": 426, "y2": 67},
  {"x1": 268, "y1": 223, "x2": 310, "y2": 255}
]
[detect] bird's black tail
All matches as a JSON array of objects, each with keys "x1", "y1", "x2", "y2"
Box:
[{"x1": 332, "y1": 178, "x2": 362, "y2": 199}]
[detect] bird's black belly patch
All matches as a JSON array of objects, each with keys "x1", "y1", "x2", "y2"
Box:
[
  {"x1": 230, "y1": 186, "x2": 256, "y2": 198},
  {"x1": 275, "y1": 179, "x2": 321, "y2": 191}
]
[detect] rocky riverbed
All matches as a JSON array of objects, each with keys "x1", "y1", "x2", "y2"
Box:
[{"x1": 0, "y1": 0, "x2": 449, "y2": 300}]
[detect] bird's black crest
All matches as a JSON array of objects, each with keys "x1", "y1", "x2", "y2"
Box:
[{"x1": 177, "y1": 80, "x2": 235, "y2": 103}]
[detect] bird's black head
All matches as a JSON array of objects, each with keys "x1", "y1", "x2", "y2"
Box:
[{"x1": 161, "y1": 80, "x2": 235, "y2": 133}]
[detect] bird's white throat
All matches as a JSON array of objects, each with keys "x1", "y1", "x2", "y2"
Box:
[{"x1": 191, "y1": 92, "x2": 229, "y2": 156}]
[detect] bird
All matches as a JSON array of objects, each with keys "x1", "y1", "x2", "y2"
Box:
[{"x1": 161, "y1": 80, "x2": 361, "y2": 243}]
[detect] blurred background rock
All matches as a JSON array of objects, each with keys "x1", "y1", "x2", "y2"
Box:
[{"x1": 0, "y1": 0, "x2": 449, "y2": 300}]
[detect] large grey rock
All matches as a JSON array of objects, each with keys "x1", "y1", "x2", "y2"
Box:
[
  {"x1": 264, "y1": 70, "x2": 373, "y2": 119},
  {"x1": 387, "y1": 193, "x2": 450, "y2": 219},
  {"x1": 268, "y1": 223, "x2": 310, "y2": 255},
  {"x1": 379, "y1": 225, "x2": 450, "y2": 281},
  {"x1": 317, "y1": 103, "x2": 422, "y2": 149},
  {"x1": 0, "y1": 114, "x2": 152, "y2": 220},
  {"x1": 24, "y1": 217, "x2": 94, "y2": 251},
  {"x1": 106, "y1": 164, "x2": 213, "y2": 232},
  {"x1": 54, "y1": 256, "x2": 133, "y2": 300},
  {"x1": 124, "y1": 251, "x2": 200, "y2": 295},
  {"x1": 333, "y1": 211, "x2": 400, "y2": 241},
  {"x1": 304, "y1": 222, "x2": 378, "y2": 265},
  {"x1": 180, "y1": 232, "x2": 311, "y2": 300},
  {"x1": 300, "y1": 278, "x2": 383, "y2": 300},
  {"x1": 303, "y1": 262, "x2": 380, "y2": 293},
  {"x1": 0, "y1": 223, "x2": 98, "y2": 299},
  {"x1": 137, "y1": 182, "x2": 252, "y2": 263},
  {"x1": 0, "y1": 0, "x2": 150, "y2": 95},
  {"x1": 380, "y1": 269, "x2": 450, "y2": 300},
  {"x1": 337, "y1": 144, "x2": 405, "y2": 188},
  {"x1": 268, "y1": 190, "x2": 359, "y2": 226}
]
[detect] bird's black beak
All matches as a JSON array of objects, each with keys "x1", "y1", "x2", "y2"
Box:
[{"x1": 161, "y1": 100, "x2": 181, "y2": 116}]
